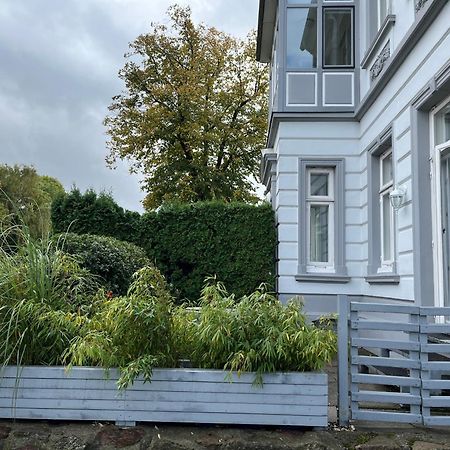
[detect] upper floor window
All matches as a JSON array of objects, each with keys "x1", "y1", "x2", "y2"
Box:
[
  {"x1": 287, "y1": 8, "x2": 318, "y2": 69},
  {"x1": 286, "y1": 1, "x2": 354, "y2": 70},
  {"x1": 368, "y1": 0, "x2": 390, "y2": 42},
  {"x1": 323, "y1": 8, "x2": 353, "y2": 67}
]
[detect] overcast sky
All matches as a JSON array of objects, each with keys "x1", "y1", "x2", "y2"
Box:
[{"x1": 0, "y1": 0, "x2": 260, "y2": 212}]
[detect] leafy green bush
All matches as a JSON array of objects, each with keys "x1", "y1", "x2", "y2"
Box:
[
  {"x1": 66, "y1": 266, "x2": 176, "y2": 388},
  {"x1": 188, "y1": 279, "x2": 337, "y2": 384},
  {"x1": 0, "y1": 226, "x2": 98, "y2": 366},
  {"x1": 58, "y1": 233, "x2": 150, "y2": 296}
]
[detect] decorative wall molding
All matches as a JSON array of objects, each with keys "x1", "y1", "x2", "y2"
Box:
[
  {"x1": 370, "y1": 42, "x2": 391, "y2": 81},
  {"x1": 415, "y1": 0, "x2": 429, "y2": 13}
]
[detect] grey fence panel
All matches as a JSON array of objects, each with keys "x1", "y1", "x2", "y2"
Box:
[
  {"x1": 339, "y1": 298, "x2": 450, "y2": 426},
  {"x1": 420, "y1": 308, "x2": 450, "y2": 426},
  {"x1": 0, "y1": 367, "x2": 329, "y2": 427},
  {"x1": 344, "y1": 299, "x2": 422, "y2": 424}
]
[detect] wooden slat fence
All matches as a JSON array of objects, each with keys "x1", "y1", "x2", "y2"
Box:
[
  {"x1": 0, "y1": 367, "x2": 328, "y2": 427},
  {"x1": 338, "y1": 296, "x2": 450, "y2": 426}
]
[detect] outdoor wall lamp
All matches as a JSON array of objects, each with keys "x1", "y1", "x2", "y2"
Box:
[{"x1": 389, "y1": 186, "x2": 406, "y2": 211}]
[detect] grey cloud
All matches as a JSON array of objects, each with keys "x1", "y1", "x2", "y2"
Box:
[{"x1": 0, "y1": 0, "x2": 259, "y2": 212}]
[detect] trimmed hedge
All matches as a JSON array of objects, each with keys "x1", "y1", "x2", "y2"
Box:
[
  {"x1": 58, "y1": 233, "x2": 150, "y2": 296},
  {"x1": 141, "y1": 202, "x2": 276, "y2": 302},
  {"x1": 52, "y1": 191, "x2": 276, "y2": 303},
  {"x1": 51, "y1": 189, "x2": 141, "y2": 244}
]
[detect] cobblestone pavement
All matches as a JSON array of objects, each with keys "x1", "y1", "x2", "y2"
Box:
[{"x1": 2, "y1": 420, "x2": 450, "y2": 450}]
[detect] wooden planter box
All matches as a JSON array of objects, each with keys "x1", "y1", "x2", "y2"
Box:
[{"x1": 0, "y1": 366, "x2": 328, "y2": 427}]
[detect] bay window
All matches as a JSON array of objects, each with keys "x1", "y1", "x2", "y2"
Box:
[{"x1": 323, "y1": 8, "x2": 353, "y2": 67}]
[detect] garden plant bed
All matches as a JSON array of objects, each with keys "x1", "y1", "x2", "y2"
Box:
[{"x1": 0, "y1": 366, "x2": 328, "y2": 427}]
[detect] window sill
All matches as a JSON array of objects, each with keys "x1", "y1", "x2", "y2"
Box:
[
  {"x1": 365, "y1": 273, "x2": 400, "y2": 284},
  {"x1": 295, "y1": 273, "x2": 351, "y2": 283},
  {"x1": 361, "y1": 15, "x2": 396, "y2": 69}
]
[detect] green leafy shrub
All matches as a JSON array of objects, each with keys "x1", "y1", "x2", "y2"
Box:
[
  {"x1": 58, "y1": 233, "x2": 151, "y2": 296},
  {"x1": 188, "y1": 279, "x2": 337, "y2": 384},
  {"x1": 0, "y1": 226, "x2": 98, "y2": 366},
  {"x1": 66, "y1": 266, "x2": 176, "y2": 388}
]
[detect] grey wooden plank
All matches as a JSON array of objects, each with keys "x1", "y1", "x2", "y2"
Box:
[
  {"x1": 353, "y1": 391, "x2": 421, "y2": 405},
  {"x1": 0, "y1": 367, "x2": 327, "y2": 385},
  {"x1": 420, "y1": 307, "x2": 450, "y2": 316},
  {"x1": 421, "y1": 343, "x2": 450, "y2": 353},
  {"x1": 0, "y1": 388, "x2": 327, "y2": 405},
  {"x1": 351, "y1": 321, "x2": 419, "y2": 332},
  {"x1": 422, "y1": 379, "x2": 450, "y2": 389},
  {"x1": 353, "y1": 410, "x2": 422, "y2": 424},
  {"x1": 351, "y1": 303, "x2": 420, "y2": 314},
  {"x1": 0, "y1": 408, "x2": 120, "y2": 422},
  {"x1": 0, "y1": 378, "x2": 327, "y2": 395},
  {"x1": 0, "y1": 408, "x2": 327, "y2": 427},
  {"x1": 352, "y1": 374, "x2": 421, "y2": 387},
  {"x1": 0, "y1": 398, "x2": 124, "y2": 411},
  {"x1": 122, "y1": 410, "x2": 328, "y2": 427},
  {"x1": 352, "y1": 356, "x2": 421, "y2": 370},
  {"x1": 0, "y1": 397, "x2": 327, "y2": 416},
  {"x1": 422, "y1": 396, "x2": 450, "y2": 407},
  {"x1": 420, "y1": 324, "x2": 450, "y2": 334},
  {"x1": 353, "y1": 338, "x2": 420, "y2": 351},
  {"x1": 421, "y1": 361, "x2": 450, "y2": 371},
  {"x1": 423, "y1": 416, "x2": 450, "y2": 426}
]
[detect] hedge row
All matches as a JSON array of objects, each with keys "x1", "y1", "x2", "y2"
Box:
[{"x1": 52, "y1": 193, "x2": 276, "y2": 303}]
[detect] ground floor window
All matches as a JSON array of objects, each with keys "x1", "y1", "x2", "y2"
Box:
[
  {"x1": 431, "y1": 97, "x2": 450, "y2": 307},
  {"x1": 379, "y1": 149, "x2": 394, "y2": 270},
  {"x1": 306, "y1": 168, "x2": 334, "y2": 270},
  {"x1": 296, "y1": 158, "x2": 349, "y2": 282}
]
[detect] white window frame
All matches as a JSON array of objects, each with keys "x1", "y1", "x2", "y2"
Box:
[
  {"x1": 379, "y1": 149, "x2": 394, "y2": 271},
  {"x1": 430, "y1": 96, "x2": 450, "y2": 308},
  {"x1": 306, "y1": 168, "x2": 335, "y2": 272},
  {"x1": 377, "y1": 0, "x2": 390, "y2": 30}
]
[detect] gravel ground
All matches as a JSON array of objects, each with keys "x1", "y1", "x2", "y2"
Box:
[{"x1": 2, "y1": 420, "x2": 450, "y2": 450}]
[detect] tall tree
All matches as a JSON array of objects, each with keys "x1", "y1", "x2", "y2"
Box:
[
  {"x1": 0, "y1": 164, "x2": 64, "y2": 239},
  {"x1": 104, "y1": 5, "x2": 269, "y2": 210}
]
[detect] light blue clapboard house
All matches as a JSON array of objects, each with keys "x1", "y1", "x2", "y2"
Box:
[{"x1": 258, "y1": 0, "x2": 450, "y2": 316}]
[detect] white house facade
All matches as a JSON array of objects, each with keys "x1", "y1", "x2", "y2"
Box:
[{"x1": 258, "y1": 0, "x2": 450, "y2": 316}]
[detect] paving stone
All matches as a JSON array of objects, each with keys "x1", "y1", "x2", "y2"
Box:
[
  {"x1": 412, "y1": 442, "x2": 450, "y2": 450},
  {"x1": 295, "y1": 431, "x2": 344, "y2": 450},
  {"x1": 93, "y1": 426, "x2": 146, "y2": 448},
  {"x1": 0, "y1": 427, "x2": 11, "y2": 441},
  {"x1": 355, "y1": 435, "x2": 409, "y2": 450},
  {"x1": 12, "y1": 426, "x2": 50, "y2": 442}
]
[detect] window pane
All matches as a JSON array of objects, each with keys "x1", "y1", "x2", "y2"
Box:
[
  {"x1": 310, "y1": 173, "x2": 329, "y2": 196},
  {"x1": 287, "y1": 0, "x2": 317, "y2": 3},
  {"x1": 435, "y1": 102, "x2": 450, "y2": 145},
  {"x1": 323, "y1": 9, "x2": 353, "y2": 67},
  {"x1": 310, "y1": 205, "x2": 329, "y2": 262},
  {"x1": 287, "y1": 8, "x2": 317, "y2": 69},
  {"x1": 382, "y1": 153, "x2": 393, "y2": 186},
  {"x1": 382, "y1": 194, "x2": 392, "y2": 261}
]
